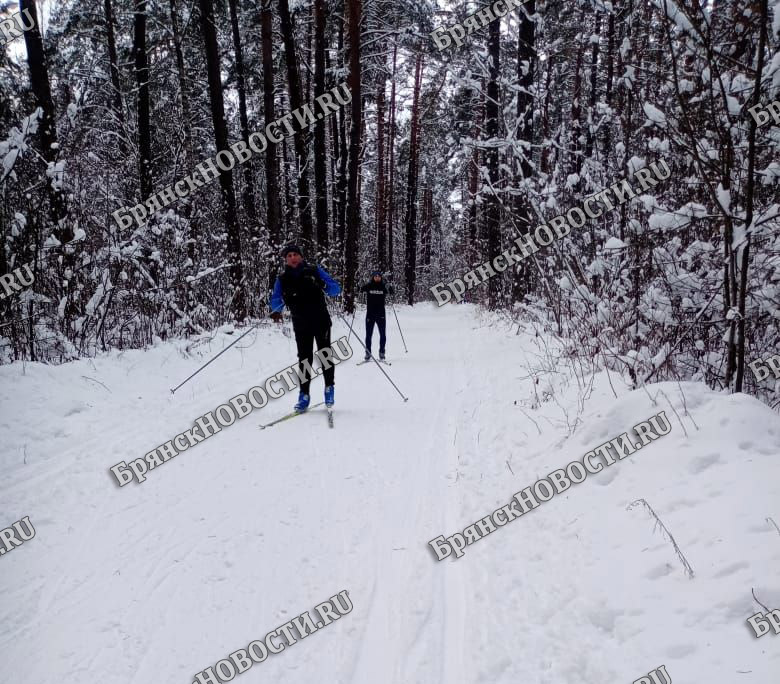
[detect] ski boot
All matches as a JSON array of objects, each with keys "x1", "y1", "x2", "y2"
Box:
[
  {"x1": 364, "y1": 350, "x2": 371, "y2": 362},
  {"x1": 324, "y1": 385, "x2": 335, "y2": 407},
  {"x1": 294, "y1": 391, "x2": 310, "y2": 413},
  {"x1": 379, "y1": 351, "x2": 386, "y2": 361}
]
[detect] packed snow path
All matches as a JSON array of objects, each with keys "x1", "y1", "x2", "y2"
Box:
[{"x1": 1, "y1": 304, "x2": 779, "y2": 684}]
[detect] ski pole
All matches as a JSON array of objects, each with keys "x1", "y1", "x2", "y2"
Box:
[
  {"x1": 389, "y1": 300, "x2": 408, "y2": 353},
  {"x1": 170, "y1": 323, "x2": 258, "y2": 394},
  {"x1": 347, "y1": 304, "x2": 358, "y2": 346},
  {"x1": 336, "y1": 311, "x2": 408, "y2": 402},
  {"x1": 340, "y1": 289, "x2": 362, "y2": 347}
]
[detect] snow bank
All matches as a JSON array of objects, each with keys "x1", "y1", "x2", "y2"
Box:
[{"x1": 0, "y1": 306, "x2": 778, "y2": 683}]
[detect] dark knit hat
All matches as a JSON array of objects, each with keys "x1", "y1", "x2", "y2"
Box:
[
  {"x1": 371, "y1": 270, "x2": 382, "y2": 277},
  {"x1": 281, "y1": 244, "x2": 303, "y2": 258}
]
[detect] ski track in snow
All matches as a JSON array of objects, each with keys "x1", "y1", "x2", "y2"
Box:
[{"x1": 1, "y1": 304, "x2": 779, "y2": 684}]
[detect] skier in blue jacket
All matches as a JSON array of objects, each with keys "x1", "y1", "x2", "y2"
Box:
[{"x1": 270, "y1": 244, "x2": 342, "y2": 412}]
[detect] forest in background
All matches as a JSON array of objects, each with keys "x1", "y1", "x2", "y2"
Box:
[{"x1": 1, "y1": 0, "x2": 778, "y2": 406}]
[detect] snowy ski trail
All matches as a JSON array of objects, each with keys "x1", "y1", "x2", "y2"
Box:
[{"x1": 1, "y1": 304, "x2": 779, "y2": 684}]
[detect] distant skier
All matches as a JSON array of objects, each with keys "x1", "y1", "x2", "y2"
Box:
[
  {"x1": 270, "y1": 244, "x2": 342, "y2": 412},
  {"x1": 359, "y1": 270, "x2": 393, "y2": 361}
]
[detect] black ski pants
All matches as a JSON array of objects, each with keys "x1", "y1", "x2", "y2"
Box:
[
  {"x1": 365, "y1": 313, "x2": 386, "y2": 355},
  {"x1": 294, "y1": 325, "x2": 334, "y2": 395}
]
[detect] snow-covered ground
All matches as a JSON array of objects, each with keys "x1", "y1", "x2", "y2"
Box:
[{"x1": 1, "y1": 304, "x2": 779, "y2": 684}]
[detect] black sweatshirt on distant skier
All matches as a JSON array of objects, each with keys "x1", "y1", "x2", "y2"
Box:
[{"x1": 360, "y1": 280, "x2": 394, "y2": 317}]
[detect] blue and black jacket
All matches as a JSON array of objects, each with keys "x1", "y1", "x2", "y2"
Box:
[{"x1": 270, "y1": 262, "x2": 341, "y2": 332}]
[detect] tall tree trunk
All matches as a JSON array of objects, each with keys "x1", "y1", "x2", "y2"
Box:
[
  {"x1": 387, "y1": 43, "x2": 397, "y2": 276},
  {"x1": 343, "y1": 0, "x2": 362, "y2": 312},
  {"x1": 513, "y1": 0, "x2": 536, "y2": 298},
  {"x1": 282, "y1": 133, "x2": 294, "y2": 236},
  {"x1": 104, "y1": 0, "x2": 124, "y2": 122},
  {"x1": 419, "y1": 185, "x2": 428, "y2": 266},
  {"x1": 421, "y1": 187, "x2": 432, "y2": 265},
  {"x1": 169, "y1": 0, "x2": 198, "y2": 261},
  {"x1": 604, "y1": 6, "x2": 615, "y2": 161},
  {"x1": 313, "y1": 0, "x2": 329, "y2": 250},
  {"x1": 20, "y1": 0, "x2": 71, "y2": 243},
  {"x1": 585, "y1": 14, "x2": 600, "y2": 162},
  {"x1": 19, "y1": 0, "x2": 68, "y2": 348},
  {"x1": 485, "y1": 17, "x2": 501, "y2": 308},
  {"x1": 376, "y1": 79, "x2": 387, "y2": 270},
  {"x1": 734, "y1": 0, "x2": 768, "y2": 392},
  {"x1": 199, "y1": 0, "x2": 246, "y2": 321},
  {"x1": 570, "y1": 29, "x2": 584, "y2": 180},
  {"x1": 261, "y1": 1, "x2": 281, "y2": 258},
  {"x1": 278, "y1": 0, "x2": 314, "y2": 246},
  {"x1": 228, "y1": 0, "x2": 259, "y2": 226},
  {"x1": 169, "y1": 0, "x2": 193, "y2": 165},
  {"x1": 517, "y1": 0, "x2": 535, "y2": 184},
  {"x1": 335, "y1": 15, "x2": 348, "y2": 248},
  {"x1": 404, "y1": 54, "x2": 423, "y2": 306},
  {"x1": 617, "y1": 0, "x2": 634, "y2": 243},
  {"x1": 468, "y1": 89, "x2": 480, "y2": 252},
  {"x1": 305, "y1": 4, "x2": 313, "y2": 102},
  {"x1": 357, "y1": 105, "x2": 366, "y2": 234},
  {"x1": 326, "y1": 44, "x2": 340, "y2": 240},
  {"x1": 540, "y1": 56, "x2": 553, "y2": 174},
  {"x1": 133, "y1": 0, "x2": 152, "y2": 201}
]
